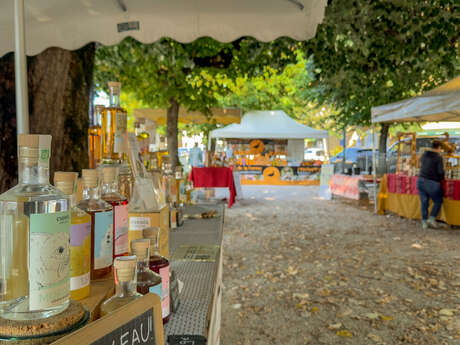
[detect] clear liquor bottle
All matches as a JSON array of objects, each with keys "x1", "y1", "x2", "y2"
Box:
[
  {"x1": 88, "y1": 105, "x2": 104, "y2": 169},
  {"x1": 101, "y1": 82, "x2": 128, "y2": 164},
  {"x1": 77, "y1": 169, "x2": 113, "y2": 280},
  {"x1": 54, "y1": 172, "x2": 91, "y2": 301},
  {"x1": 100, "y1": 256, "x2": 142, "y2": 317},
  {"x1": 130, "y1": 239, "x2": 162, "y2": 296},
  {"x1": 101, "y1": 166, "x2": 129, "y2": 259},
  {"x1": 143, "y1": 227, "x2": 170, "y2": 323},
  {"x1": 0, "y1": 135, "x2": 71, "y2": 320}
]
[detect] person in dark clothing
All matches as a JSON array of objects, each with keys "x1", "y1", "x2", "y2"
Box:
[{"x1": 416, "y1": 140, "x2": 445, "y2": 229}]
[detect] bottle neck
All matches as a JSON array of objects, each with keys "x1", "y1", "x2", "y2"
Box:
[
  {"x1": 101, "y1": 181, "x2": 119, "y2": 195},
  {"x1": 115, "y1": 281, "x2": 137, "y2": 297},
  {"x1": 18, "y1": 158, "x2": 49, "y2": 184},
  {"x1": 82, "y1": 185, "x2": 101, "y2": 200},
  {"x1": 109, "y1": 87, "x2": 121, "y2": 107}
]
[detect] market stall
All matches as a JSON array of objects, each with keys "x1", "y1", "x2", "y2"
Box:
[
  {"x1": 210, "y1": 110, "x2": 329, "y2": 185},
  {"x1": 372, "y1": 75, "x2": 460, "y2": 220}
]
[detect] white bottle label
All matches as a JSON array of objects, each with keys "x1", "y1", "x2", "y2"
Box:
[
  {"x1": 29, "y1": 211, "x2": 71, "y2": 310},
  {"x1": 129, "y1": 216, "x2": 150, "y2": 231},
  {"x1": 94, "y1": 211, "x2": 114, "y2": 269},
  {"x1": 70, "y1": 272, "x2": 90, "y2": 291}
]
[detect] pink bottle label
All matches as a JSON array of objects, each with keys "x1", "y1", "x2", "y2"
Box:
[
  {"x1": 114, "y1": 204, "x2": 129, "y2": 256},
  {"x1": 159, "y1": 265, "x2": 170, "y2": 318}
]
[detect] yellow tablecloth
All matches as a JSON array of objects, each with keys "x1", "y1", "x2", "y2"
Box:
[{"x1": 378, "y1": 174, "x2": 460, "y2": 226}]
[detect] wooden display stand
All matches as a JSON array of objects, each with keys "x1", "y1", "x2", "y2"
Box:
[{"x1": 53, "y1": 294, "x2": 164, "y2": 345}]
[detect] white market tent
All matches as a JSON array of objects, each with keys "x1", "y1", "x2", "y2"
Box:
[
  {"x1": 210, "y1": 110, "x2": 329, "y2": 139},
  {"x1": 371, "y1": 75, "x2": 460, "y2": 124},
  {"x1": 2, "y1": 0, "x2": 328, "y2": 134}
]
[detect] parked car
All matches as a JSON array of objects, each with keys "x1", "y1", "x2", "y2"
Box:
[{"x1": 304, "y1": 148, "x2": 325, "y2": 161}]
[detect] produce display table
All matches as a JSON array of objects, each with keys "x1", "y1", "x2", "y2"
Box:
[
  {"x1": 189, "y1": 167, "x2": 236, "y2": 207},
  {"x1": 165, "y1": 204, "x2": 224, "y2": 345},
  {"x1": 378, "y1": 173, "x2": 460, "y2": 225}
]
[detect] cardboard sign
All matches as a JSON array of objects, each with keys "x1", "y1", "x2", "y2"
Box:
[
  {"x1": 53, "y1": 294, "x2": 164, "y2": 345},
  {"x1": 318, "y1": 164, "x2": 334, "y2": 200}
]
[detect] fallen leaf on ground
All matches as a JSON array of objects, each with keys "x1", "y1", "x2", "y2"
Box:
[
  {"x1": 365, "y1": 312, "x2": 380, "y2": 320},
  {"x1": 336, "y1": 330, "x2": 353, "y2": 337},
  {"x1": 411, "y1": 243, "x2": 423, "y2": 249},
  {"x1": 328, "y1": 323, "x2": 342, "y2": 330},
  {"x1": 440, "y1": 309, "x2": 455, "y2": 317},
  {"x1": 368, "y1": 333, "x2": 382, "y2": 342}
]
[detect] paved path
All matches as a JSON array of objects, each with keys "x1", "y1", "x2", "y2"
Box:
[{"x1": 221, "y1": 185, "x2": 460, "y2": 345}]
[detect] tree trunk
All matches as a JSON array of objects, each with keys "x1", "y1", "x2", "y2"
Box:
[
  {"x1": 0, "y1": 44, "x2": 95, "y2": 193},
  {"x1": 377, "y1": 123, "x2": 390, "y2": 174},
  {"x1": 166, "y1": 97, "x2": 179, "y2": 170}
]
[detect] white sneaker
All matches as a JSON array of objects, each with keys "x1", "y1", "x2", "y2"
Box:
[
  {"x1": 421, "y1": 220, "x2": 428, "y2": 230},
  {"x1": 427, "y1": 217, "x2": 440, "y2": 229}
]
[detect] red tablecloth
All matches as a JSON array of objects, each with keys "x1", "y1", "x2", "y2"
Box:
[
  {"x1": 386, "y1": 173, "x2": 460, "y2": 200},
  {"x1": 189, "y1": 167, "x2": 236, "y2": 207}
]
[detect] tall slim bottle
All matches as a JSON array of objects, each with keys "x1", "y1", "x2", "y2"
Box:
[
  {"x1": 143, "y1": 227, "x2": 170, "y2": 323},
  {"x1": 77, "y1": 169, "x2": 113, "y2": 280},
  {"x1": 54, "y1": 172, "x2": 91, "y2": 300},
  {"x1": 100, "y1": 256, "x2": 142, "y2": 317},
  {"x1": 101, "y1": 82, "x2": 127, "y2": 164},
  {"x1": 0, "y1": 135, "x2": 70, "y2": 320},
  {"x1": 101, "y1": 166, "x2": 129, "y2": 259},
  {"x1": 89, "y1": 105, "x2": 104, "y2": 169}
]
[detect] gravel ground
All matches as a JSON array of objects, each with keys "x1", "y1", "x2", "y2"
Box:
[{"x1": 220, "y1": 186, "x2": 460, "y2": 345}]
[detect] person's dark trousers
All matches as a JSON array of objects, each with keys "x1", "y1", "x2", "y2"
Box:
[{"x1": 416, "y1": 177, "x2": 443, "y2": 220}]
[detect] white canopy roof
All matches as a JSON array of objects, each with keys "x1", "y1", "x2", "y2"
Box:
[
  {"x1": 371, "y1": 75, "x2": 460, "y2": 123},
  {"x1": 210, "y1": 110, "x2": 329, "y2": 139},
  {"x1": 0, "y1": 0, "x2": 327, "y2": 56}
]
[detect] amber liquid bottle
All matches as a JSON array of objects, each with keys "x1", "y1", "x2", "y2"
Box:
[
  {"x1": 143, "y1": 227, "x2": 170, "y2": 323},
  {"x1": 88, "y1": 105, "x2": 104, "y2": 169},
  {"x1": 101, "y1": 166, "x2": 129, "y2": 259},
  {"x1": 100, "y1": 256, "x2": 142, "y2": 317},
  {"x1": 130, "y1": 239, "x2": 163, "y2": 307},
  {"x1": 77, "y1": 169, "x2": 113, "y2": 280},
  {"x1": 101, "y1": 82, "x2": 127, "y2": 164}
]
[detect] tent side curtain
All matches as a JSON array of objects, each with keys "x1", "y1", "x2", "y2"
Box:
[{"x1": 371, "y1": 75, "x2": 460, "y2": 123}]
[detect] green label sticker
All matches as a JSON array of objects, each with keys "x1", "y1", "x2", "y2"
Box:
[{"x1": 40, "y1": 149, "x2": 50, "y2": 162}]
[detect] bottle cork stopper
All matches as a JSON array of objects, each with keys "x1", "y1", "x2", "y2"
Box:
[
  {"x1": 54, "y1": 171, "x2": 78, "y2": 184},
  {"x1": 114, "y1": 256, "x2": 137, "y2": 282},
  {"x1": 108, "y1": 81, "x2": 121, "y2": 89},
  {"x1": 55, "y1": 181, "x2": 74, "y2": 195},
  {"x1": 17, "y1": 134, "x2": 52, "y2": 149},
  {"x1": 95, "y1": 105, "x2": 105, "y2": 112},
  {"x1": 130, "y1": 239, "x2": 150, "y2": 259},
  {"x1": 102, "y1": 166, "x2": 118, "y2": 183},
  {"x1": 82, "y1": 169, "x2": 98, "y2": 187}
]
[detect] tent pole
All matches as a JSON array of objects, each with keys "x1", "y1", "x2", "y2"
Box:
[
  {"x1": 14, "y1": 0, "x2": 29, "y2": 134},
  {"x1": 372, "y1": 123, "x2": 377, "y2": 212}
]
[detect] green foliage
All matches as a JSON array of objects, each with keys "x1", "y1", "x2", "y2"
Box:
[{"x1": 307, "y1": 0, "x2": 460, "y2": 127}]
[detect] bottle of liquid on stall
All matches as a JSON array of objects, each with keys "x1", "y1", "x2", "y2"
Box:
[
  {"x1": 100, "y1": 256, "x2": 142, "y2": 317},
  {"x1": 100, "y1": 166, "x2": 129, "y2": 259},
  {"x1": 130, "y1": 239, "x2": 163, "y2": 308},
  {"x1": 0, "y1": 134, "x2": 70, "y2": 320},
  {"x1": 88, "y1": 105, "x2": 104, "y2": 169},
  {"x1": 54, "y1": 171, "x2": 91, "y2": 300},
  {"x1": 77, "y1": 169, "x2": 113, "y2": 280},
  {"x1": 143, "y1": 227, "x2": 170, "y2": 323}
]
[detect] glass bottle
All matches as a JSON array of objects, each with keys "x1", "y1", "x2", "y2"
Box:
[
  {"x1": 130, "y1": 239, "x2": 162, "y2": 297},
  {"x1": 118, "y1": 162, "x2": 133, "y2": 202},
  {"x1": 100, "y1": 256, "x2": 142, "y2": 317},
  {"x1": 143, "y1": 227, "x2": 170, "y2": 323},
  {"x1": 0, "y1": 134, "x2": 70, "y2": 321},
  {"x1": 101, "y1": 166, "x2": 129, "y2": 259},
  {"x1": 77, "y1": 169, "x2": 113, "y2": 280},
  {"x1": 101, "y1": 81, "x2": 128, "y2": 164},
  {"x1": 54, "y1": 172, "x2": 91, "y2": 301},
  {"x1": 88, "y1": 105, "x2": 104, "y2": 169}
]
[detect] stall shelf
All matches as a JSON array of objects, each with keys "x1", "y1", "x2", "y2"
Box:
[{"x1": 165, "y1": 204, "x2": 224, "y2": 345}]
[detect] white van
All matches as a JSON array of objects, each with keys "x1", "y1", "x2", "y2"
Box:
[{"x1": 304, "y1": 148, "x2": 325, "y2": 161}]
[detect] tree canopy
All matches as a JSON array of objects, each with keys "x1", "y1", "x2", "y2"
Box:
[{"x1": 307, "y1": 0, "x2": 460, "y2": 149}]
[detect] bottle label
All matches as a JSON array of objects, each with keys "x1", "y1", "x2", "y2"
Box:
[
  {"x1": 70, "y1": 221, "x2": 91, "y2": 291},
  {"x1": 128, "y1": 216, "x2": 151, "y2": 231},
  {"x1": 149, "y1": 283, "x2": 162, "y2": 300},
  {"x1": 114, "y1": 204, "x2": 129, "y2": 256},
  {"x1": 29, "y1": 211, "x2": 71, "y2": 310},
  {"x1": 114, "y1": 111, "x2": 127, "y2": 153},
  {"x1": 159, "y1": 265, "x2": 170, "y2": 318},
  {"x1": 94, "y1": 211, "x2": 114, "y2": 269}
]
